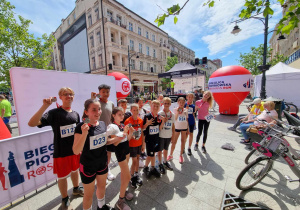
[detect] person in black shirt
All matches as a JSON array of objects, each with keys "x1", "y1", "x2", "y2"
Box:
[
  {"x1": 28, "y1": 87, "x2": 82, "y2": 210},
  {"x1": 73, "y1": 99, "x2": 121, "y2": 210},
  {"x1": 118, "y1": 99, "x2": 132, "y2": 123}
]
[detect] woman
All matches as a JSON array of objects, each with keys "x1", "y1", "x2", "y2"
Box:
[
  {"x1": 195, "y1": 91, "x2": 214, "y2": 153},
  {"x1": 240, "y1": 101, "x2": 278, "y2": 144}
]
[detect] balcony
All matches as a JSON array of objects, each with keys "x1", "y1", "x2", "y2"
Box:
[
  {"x1": 159, "y1": 43, "x2": 170, "y2": 49},
  {"x1": 285, "y1": 48, "x2": 300, "y2": 65},
  {"x1": 105, "y1": 17, "x2": 127, "y2": 29}
]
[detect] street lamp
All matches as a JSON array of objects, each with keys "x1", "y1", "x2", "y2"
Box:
[
  {"x1": 231, "y1": 0, "x2": 286, "y2": 99},
  {"x1": 128, "y1": 45, "x2": 139, "y2": 103}
]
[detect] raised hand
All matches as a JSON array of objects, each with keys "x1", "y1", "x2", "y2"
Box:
[
  {"x1": 146, "y1": 118, "x2": 154, "y2": 126},
  {"x1": 81, "y1": 123, "x2": 90, "y2": 134},
  {"x1": 91, "y1": 92, "x2": 97, "y2": 99},
  {"x1": 43, "y1": 97, "x2": 53, "y2": 106}
]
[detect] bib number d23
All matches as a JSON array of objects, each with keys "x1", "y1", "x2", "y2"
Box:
[
  {"x1": 90, "y1": 133, "x2": 107, "y2": 150},
  {"x1": 60, "y1": 124, "x2": 76, "y2": 138},
  {"x1": 149, "y1": 125, "x2": 159, "y2": 135}
]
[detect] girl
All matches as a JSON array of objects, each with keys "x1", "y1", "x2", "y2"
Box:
[
  {"x1": 185, "y1": 93, "x2": 196, "y2": 156},
  {"x1": 168, "y1": 97, "x2": 189, "y2": 164},
  {"x1": 73, "y1": 99, "x2": 122, "y2": 210},
  {"x1": 195, "y1": 91, "x2": 214, "y2": 153},
  {"x1": 108, "y1": 107, "x2": 135, "y2": 210}
]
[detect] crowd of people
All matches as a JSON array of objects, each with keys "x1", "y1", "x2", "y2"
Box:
[{"x1": 27, "y1": 85, "x2": 214, "y2": 210}]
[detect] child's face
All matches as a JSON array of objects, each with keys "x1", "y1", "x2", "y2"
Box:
[
  {"x1": 99, "y1": 89, "x2": 110, "y2": 100},
  {"x1": 113, "y1": 110, "x2": 124, "y2": 122},
  {"x1": 119, "y1": 102, "x2": 127, "y2": 112},
  {"x1": 187, "y1": 95, "x2": 193, "y2": 102},
  {"x1": 85, "y1": 102, "x2": 101, "y2": 121},
  {"x1": 59, "y1": 90, "x2": 74, "y2": 105},
  {"x1": 138, "y1": 100, "x2": 143, "y2": 108},
  {"x1": 178, "y1": 100, "x2": 185, "y2": 108},
  {"x1": 151, "y1": 103, "x2": 160, "y2": 113},
  {"x1": 131, "y1": 106, "x2": 139, "y2": 116},
  {"x1": 163, "y1": 100, "x2": 171, "y2": 109}
]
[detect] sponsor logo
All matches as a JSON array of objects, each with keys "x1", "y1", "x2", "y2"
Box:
[
  {"x1": 122, "y1": 80, "x2": 130, "y2": 93},
  {"x1": 208, "y1": 80, "x2": 232, "y2": 90},
  {"x1": 243, "y1": 79, "x2": 254, "y2": 88}
]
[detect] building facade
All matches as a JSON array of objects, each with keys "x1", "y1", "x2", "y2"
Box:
[
  {"x1": 168, "y1": 36, "x2": 195, "y2": 64},
  {"x1": 52, "y1": 0, "x2": 194, "y2": 93}
]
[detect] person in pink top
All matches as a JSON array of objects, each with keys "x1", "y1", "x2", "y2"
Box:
[{"x1": 195, "y1": 91, "x2": 214, "y2": 153}]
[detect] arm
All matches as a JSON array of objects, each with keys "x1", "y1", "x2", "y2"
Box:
[
  {"x1": 174, "y1": 108, "x2": 179, "y2": 120},
  {"x1": 159, "y1": 117, "x2": 166, "y2": 131},
  {"x1": 107, "y1": 135, "x2": 124, "y2": 145},
  {"x1": 1, "y1": 108, "x2": 4, "y2": 118},
  {"x1": 127, "y1": 126, "x2": 135, "y2": 140},
  {"x1": 28, "y1": 98, "x2": 53, "y2": 127},
  {"x1": 73, "y1": 124, "x2": 89, "y2": 155},
  {"x1": 141, "y1": 132, "x2": 145, "y2": 151}
]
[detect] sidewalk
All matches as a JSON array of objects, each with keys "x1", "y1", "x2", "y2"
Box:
[{"x1": 3, "y1": 102, "x2": 300, "y2": 210}]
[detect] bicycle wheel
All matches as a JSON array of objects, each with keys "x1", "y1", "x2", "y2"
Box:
[
  {"x1": 236, "y1": 157, "x2": 273, "y2": 190},
  {"x1": 244, "y1": 149, "x2": 262, "y2": 164},
  {"x1": 288, "y1": 103, "x2": 298, "y2": 114}
]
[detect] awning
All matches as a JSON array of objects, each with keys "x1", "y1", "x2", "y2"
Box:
[
  {"x1": 132, "y1": 82, "x2": 155, "y2": 87},
  {"x1": 158, "y1": 62, "x2": 206, "y2": 79}
]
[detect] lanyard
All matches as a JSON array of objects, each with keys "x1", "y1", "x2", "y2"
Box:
[
  {"x1": 113, "y1": 122, "x2": 124, "y2": 131},
  {"x1": 163, "y1": 110, "x2": 172, "y2": 120},
  {"x1": 151, "y1": 112, "x2": 161, "y2": 123}
]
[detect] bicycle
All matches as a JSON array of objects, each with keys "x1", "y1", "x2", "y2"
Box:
[
  {"x1": 236, "y1": 119, "x2": 300, "y2": 190},
  {"x1": 284, "y1": 101, "x2": 298, "y2": 114}
]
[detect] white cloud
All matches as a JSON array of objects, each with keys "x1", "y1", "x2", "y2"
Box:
[{"x1": 221, "y1": 50, "x2": 234, "y2": 58}]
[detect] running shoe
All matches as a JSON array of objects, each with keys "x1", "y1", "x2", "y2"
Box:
[
  {"x1": 143, "y1": 166, "x2": 150, "y2": 177},
  {"x1": 125, "y1": 191, "x2": 134, "y2": 201},
  {"x1": 136, "y1": 174, "x2": 143, "y2": 186},
  {"x1": 149, "y1": 167, "x2": 161, "y2": 178},
  {"x1": 188, "y1": 148, "x2": 192, "y2": 156},
  {"x1": 107, "y1": 170, "x2": 115, "y2": 181},
  {"x1": 139, "y1": 159, "x2": 145, "y2": 168},
  {"x1": 179, "y1": 155, "x2": 183, "y2": 164},
  {"x1": 115, "y1": 199, "x2": 131, "y2": 210},
  {"x1": 140, "y1": 152, "x2": 147, "y2": 160},
  {"x1": 167, "y1": 155, "x2": 173, "y2": 161},
  {"x1": 61, "y1": 197, "x2": 73, "y2": 210},
  {"x1": 163, "y1": 161, "x2": 173, "y2": 171},
  {"x1": 227, "y1": 126, "x2": 236, "y2": 131},
  {"x1": 72, "y1": 186, "x2": 84, "y2": 196},
  {"x1": 240, "y1": 140, "x2": 250, "y2": 145},
  {"x1": 97, "y1": 204, "x2": 114, "y2": 210},
  {"x1": 194, "y1": 144, "x2": 198, "y2": 151},
  {"x1": 202, "y1": 146, "x2": 207, "y2": 153},
  {"x1": 130, "y1": 176, "x2": 137, "y2": 189},
  {"x1": 239, "y1": 134, "x2": 243, "y2": 137},
  {"x1": 159, "y1": 164, "x2": 166, "y2": 174}
]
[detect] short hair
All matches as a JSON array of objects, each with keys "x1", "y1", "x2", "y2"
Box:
[
  {"x1": 158, "y1": 94, "x2": 163, "y2": 98},
  {"x1": 135, "y1": 97, "x2": 143, "y2": 103},
  {"x1": 253, "y1": 98, "x2": 261, "y2": 105},
  {"x1": 117, "y1": 99, "x2": 127, "y2": 106},
  {"x1": 151, "y1": 100, "x2": 160, "y2": 105},
  {"x1": 177, "y1": 97, "x2": 186, "y2": 102},
  {"x1": 58, "y1": 87, "x2": 74, "y2": 96},
  {"x1": 264, "y1": 101, "x2": 275, "y2": 110},
  {"x1": 98, "y1": 84, "x2": 111, "y2": 91},
  {"x1": 187, "y1": 93, "x2": 194, "y2": 98},
  {"x1": 130, "y1": 103, "x2": 139, "y2": 110},
  {"x1": 163, "y1": 97, "x2": 172, "y2": 103},
  {"x1": 0, "y1": 95, "x2": 5, "y2": 99}
]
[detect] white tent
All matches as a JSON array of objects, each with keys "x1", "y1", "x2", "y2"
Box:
[{"x1": 254, "y1": 62, "x2": 300, "y2": 107}]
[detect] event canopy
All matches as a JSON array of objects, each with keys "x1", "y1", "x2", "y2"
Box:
[
  {"x1": 254, "y1": 62, "x2": 300, "y2": 107},
  {"x1": 158, "y1": 62, "x2": 205, "y2": 79}
]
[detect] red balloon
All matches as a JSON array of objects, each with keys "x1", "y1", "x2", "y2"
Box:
[
  {"x1": 108, "y1": 72, "x2": 131, "y2": 99},
  {"x1": 208, "y1": 66, "x2": 253, "y2": 115}
]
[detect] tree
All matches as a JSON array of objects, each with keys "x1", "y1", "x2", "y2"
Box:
[
  {"x1": 238, "y1": 44, "x2": 288, "y2": 75},
  {"x1": 0, "y1": 0, "x2": 55, "y2": 87},
  {"x1": 155, "y1": 0, "x2": 300, "y2": 35},
  {"x1": 160, "y1": 56, "x2": 178, "y2": 90}
]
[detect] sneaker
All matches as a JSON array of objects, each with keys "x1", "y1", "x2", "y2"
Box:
[
  {"x1": 163, "y1": 161, "x2": 173, "y2": 171},
  {"x1": 115, "y1": 199, "x2": 131, "y2": 210},
  {"x1": 61, "y1": 197, "x2": 73, "y2": 210},
  {"x1": 72, "y1": 186, "x2": 84, "y2": 196},
  {"x1": 139, "y1": 159, "x2": 145, "y2": 168},
  {"x1": 239, "y1": 133, "x2": 243, "y2": 137},
  {"x1": 125, "y1": 191, "x2": 134, "y2": 201},
  {"x1": 167, "y1": 155, "x2": 173, "y2": 161},
  {"x1": 188, "y1": 148, "x2": 192, "y2": 156},
  {"x1": 179, "y1": 155, "x2": 183, "y2": 164},
  {"x1": 130, "y1": 176, "x2": 137, "y2": 189},
  {"x1": 202, "y1": 146, "x2": 207, "y2": 153},
  {"x1": 97, "y1": 204, "x2": 114, "y2": 210},
  {"x1": 140, "y1": 152, "x2": 147, "y2": 160},
  {"x1": 107, "y1": 170, "x2": 115, "y2": 181},
  {"x1": 143, "y1": 166, "x2": 149, "y2": 177},
  {"x1": 240, "y1": 140, "x2": 250, "y2": 145},
  {"x1": 159, "y1": 164, "x2": 166, "y2": 174},
  {"x1": 194, "y1": 144, "x2": 198, "y2": 151},
  {"x1": 136, "y1": 175, "x2": 143, "y2": 186},
  {"x1": 149, "y1": 167, "x2": 161, "y2": 178},
  {"x1": 227, "y1": 126, "x2": 236, "y2": 131}
]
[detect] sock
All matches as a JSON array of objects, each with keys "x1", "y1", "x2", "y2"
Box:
[
  {"x1": 134, "y1": 171, "x2": 138, "y2": 176},
  {"x1": 98, "y1": 196, "x2": 105, "y2": 209},
  {"x1": 151, "y1": 166, "x2": 155, "y2": 170},
  {"x1": 73, "y1": 186, "x2": 79, "y2": 190},
  {"x1": 119, "y1": 196, "x2": 125, "y2": 200},
  {"x1": 62, "y1": 196, "x2": 69, "y2": 201}
]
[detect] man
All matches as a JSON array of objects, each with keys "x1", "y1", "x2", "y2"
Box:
[
  {"x1": 0, "y1": 95, "x2": 12, "y2": 133},
  {"x1": 194, "y1": 90, "x2": 200, "y2": 102},
  {"x1": 170, "y1": 80, "x2": 175, "y2": 95}
]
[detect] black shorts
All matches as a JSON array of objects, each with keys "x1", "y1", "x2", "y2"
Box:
[
  {"x1": 107, "y1": 144, "x2": 115, "y2": 152},
  {"x1": 188, "y1": 124, "x2": 196, "y2": 133},
  {"x1": 129, "y1": 145, "x2": 142, "y2": 157},
  {"x1": 159, "y1": 138, "x2": 171, "y2": 151},
  {"x1": 115, "y1": 141, "x2": 130, "y2": 162},
  {"x1": 175, "y1": 129, "x2": 188, "y2": 132},
  {"x1": 79, "y1": 163, "x2": 108, "y2": 184},
  {"x1": 145, "y1": 139, "x2": 160, "y2": 157}
]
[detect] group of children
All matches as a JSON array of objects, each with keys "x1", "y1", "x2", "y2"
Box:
[{"x1": 28, "y1": 85, "x2": 214, "y2": 210}]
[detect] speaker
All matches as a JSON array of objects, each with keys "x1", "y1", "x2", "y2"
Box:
[
  {"x1": 108, "y1": 63, "x2": 112, "y2": 70},
  {"x1": 202, "y1": 57, "x2": 207, "y2": 64},
  {"x1": 150, "y1": 67, "x2": 153, "y2": 72},
  {"x1": 195, "y1": 58, "x2": 199, "y2": 65}
]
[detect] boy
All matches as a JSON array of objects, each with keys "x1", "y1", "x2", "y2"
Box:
[
  {"x1": 142, "y1": 100, "x2": 166, "y2": 178},
  {"x1": 118, "y1": 99, "x2": 131, "y2": 123},
  {"x1": 28, "y1": 87, "x2": 83, "y2": 210},
  {"x1": 185, "y1": 93, "x2": 196, "y2": 156},
  {"x1": 158, "y1": 97, "x2": 175, "y2": 173},
  {"x1": 91, "y1": 84, "x2": 115, "y2": 181},
  {"x1": 124, "y1": 104, "x2": 144, "y2": 188}
]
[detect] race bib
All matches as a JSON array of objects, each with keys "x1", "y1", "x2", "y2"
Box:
[
  {"x1": 60, "y1": 124, "x2": 76, "y2": 138},
  {"x1": 90, "y1": 132, "x2": 107, "y2": 150},
  {"x1": 149, "y1": 125, "x2": 159, "y2": 135},
  {"x1": 164, "y1": 120, "x2": 172, "y2": 130},
  {"x1": 177, "y1": 116, "x2": 186, "y2": 122},
  {"x1": 188, "y1": 107, "x2": 194, "y2": 114},
  {"x1": 205, "y1": 114, "x2": 214, "y2": 122}
]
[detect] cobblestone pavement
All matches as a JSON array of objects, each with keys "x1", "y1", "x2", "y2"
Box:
[{"x1": 3, "y1": 102, "x2": 300, "y2": 210}]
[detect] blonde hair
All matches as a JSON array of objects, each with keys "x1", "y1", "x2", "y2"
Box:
[
  {"x1": 264, "y1": 101, "x2": 275, "y2": 110},
  {"x1": 58, "y1": 87, "x2": 74, "y2": 96},
  {"x1": 177, "y1": 97, "x2": 186, "y2": 102},
  {"x1": 151, "y1": 100, "x2": 160, "y2": 105},
  {"x1": 204, "y1": 91, "x2": 214, "y2": 108},
  {"x1": 163, "y1": 97, "x2": 172, "y2": 103},
  {"x1": 187, "y1": 93, "x2": 194, "y2": 98},
  {"x1": 130, "y1": 103, "x2": 139, "y2": 110}
]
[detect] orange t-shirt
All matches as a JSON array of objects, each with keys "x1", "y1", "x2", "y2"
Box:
[{"x1": 124, "y1": 116, "x2": 143, "y2": 147}]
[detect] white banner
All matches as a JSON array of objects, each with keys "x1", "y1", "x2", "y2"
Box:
[
  {"x1": 208, "y1": 74, "x2": 253, "y2": 93},
  {"x1": 9, "y1": 106, "x2": 17, "y2": 123},
  {"x1": 0, "y1": 130, "x2": 55, "y2": 207}
]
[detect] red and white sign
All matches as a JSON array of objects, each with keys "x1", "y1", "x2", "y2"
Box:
[{"x1": 108, "y1": 72, "x2": 131, "y2": 99}]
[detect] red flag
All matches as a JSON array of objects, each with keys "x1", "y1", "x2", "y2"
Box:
[{"x1": 0, "y1": 118, "x2": 11, "y2": 140}]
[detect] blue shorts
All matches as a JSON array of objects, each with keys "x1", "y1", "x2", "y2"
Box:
[{"x1": 188, "y1": 124, "x2": 195, "y2": 133}]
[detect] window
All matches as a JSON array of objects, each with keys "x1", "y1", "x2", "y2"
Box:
[
  {"x1": 90, "y1": 35, "x2": 94, "y2": 47},
  {"x1": 138, "y1": 27, "x2": 141, "y2": 35},
  {"x1": 95, "y1": 8, "x2": 100, "y2": 21},
  {"x1": 130, "y1": 59, "x2": 135, "y2": 69},
  {"x1": 146, "y1": 31, "x2": 149, "y2": 39},
  {"x1": 73, "y1": 12, "x2": 76, "y2": 20},
  {"x1": 152, "y1": 34, "x2": 155, "y2": 42},
  {"x1": 98, "y1": 54, "x2": 103, "y2": 67},
  {"x1": 107, "y1": 11, "x2": 113, "y2": 21},
  {"x1": 117, "y1": 16, "x2": 122, "y2": 25},
  {"x1": 129, "y1": 22, "x2": 133, "y2": 31},
  {"x1": 111, "y1": 33, "x2": 114, "y2": 42},
  {"x1": 153, "y1": 49, "x2": 156, "y2": 58},
  {"x1": 112, "y1": 56, "x2": 116, "y2": 65},
  {"x1": 130, "y1": 40, "x2": 134, "y2": 51},
  {"x1": 96, "y1": 31, "x2": 101, "y2": 43},
  {"x1": 147, "y1": 63, "x2": 150, "y2": 71},
  {"x1": 139, "y1": 43, "x2": 143, "y2": 53},
  {"x1": 154, "y1": 65, "x2": 156, "y2": 73},
  {"x1": 88, "y1": 15, "x2": 92, "y2": 27},
  {"x1": 92, "y1": 57, "x2": 96, "y2": 69},
  {"x1": 120, "y1": 36, "x2": 123, "y2": 45},
  {"x1": 140, "y1": 61, "x2": 143, "y2": 70},
  {"x1": 146, "y1": 46, "x2": 150, "y2": 56},
  {"x1": 122, "y1": 58, "x2": 125, "y2": 67}
]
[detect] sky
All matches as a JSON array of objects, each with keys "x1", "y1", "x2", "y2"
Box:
[{"x1": 9, "y1": 0, "x2": 284, "y2": 67}]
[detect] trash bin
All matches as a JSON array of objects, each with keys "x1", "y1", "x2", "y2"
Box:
[{"x1": 263, "y1": 96, "x2": 283, "y2": 120}]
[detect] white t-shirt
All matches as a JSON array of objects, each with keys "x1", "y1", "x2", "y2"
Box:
[
  {"x1": 138, "y1": 108, "x2": 149, "y2": 120},
  {"x1": 174, "y1": 108, "x2": 188, "y2": 130},
  {"x1": 158, "y1": 110, "x2": 175, "y2": 138},
  {"x1": 254, "y1": 110, "x2": 278, "y2": 126},
  {"x1": 107, "y1": 124, "x2": 127, "y2": 143}
]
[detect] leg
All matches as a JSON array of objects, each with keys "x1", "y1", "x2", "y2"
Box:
[
  {"x1": 180, "y1": 131, "x2": 187, "y2": 155},
  {"x1": 157, "y1": 151, "x2": 162, "y2": 164},
  {"x1": 131, "y1": 157, "x2": 137, "y2": 175},
  {"x1": 135, "y1": 155, "x2": 140, "y2": 172},
  {"x1": 240, "y1": 123, "x2": 253, "y2": 141},
  {"x1": 170, "y1": 132, "x2": 180, "y2": 156},
  {"x1": 188, "y1": 132, "x2": 193, "y2": 149},
  {"x1": 57, "y1": 178, "x2": 68, "y2": 198},
  {"x1": 95, "y1": 173, "x2": 108, "y2": 208},
  {"x1": 118, "y1": 155, "x2": 131, "y2": 198},
  {"x1": 82, "y1": 179, "x2": 96, "y2": 209},
  {"x1": 202, "y1": 121, "x2": 210, "y2": 146},
  {"x1": 163, "y1": 149, "x2": 168, "y2": 162},
  {"x1": 150, "y1": 156, "x2": 156, "y2": 167},
  {"x1": 70, "y1": 170, "x2": 79, "y2": 188},
  {"x1": 234, "y1": 116, "x2": 245, "y2": 128},
  {"x1": 196, "y1": 120, "x2": 205, "y2": 144},
  {"x1": 107, "y1": 151, "x2": 111, "y2": 166}
]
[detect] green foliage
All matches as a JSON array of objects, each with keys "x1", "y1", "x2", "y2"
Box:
[
  {"x1": 0, "y1": 0, "x2": 55, "y2": 87},
  {"x1": 238, "y1": 44, "x2": 288, "y2": 75},
  {"x1": 160, "y1": 56, "x2": 178, "y2": 90}
]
